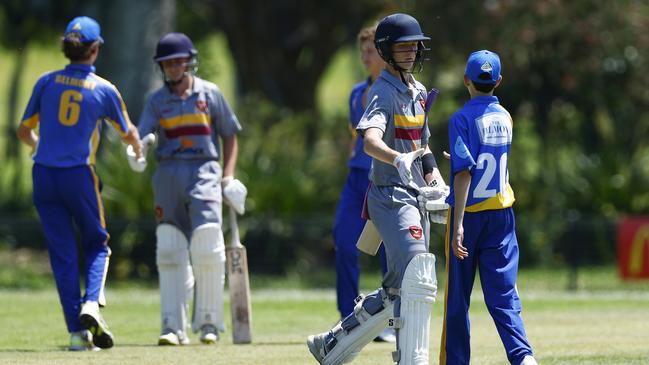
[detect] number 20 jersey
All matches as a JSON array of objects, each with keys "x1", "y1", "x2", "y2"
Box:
[
  {"x1": 446, "y1": 95, "x2": 515, "y2": 212},
  {"x1": 20, "y1": 64, "x2": 132, "y2": 167}
]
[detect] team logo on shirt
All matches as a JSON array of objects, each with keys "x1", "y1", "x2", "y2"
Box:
[
  {"x1": 196, "y1": 100, "x2": 208, "y2": 112},
  {"x1": 401, "y1": 104, "x2": 409, "y2": 114},
  {"x1": 180, "y1": 138, "x2": 194, "y2": 148},
  {"x1": 409, "y1": 225, "x2": 423, "y2": 240}
]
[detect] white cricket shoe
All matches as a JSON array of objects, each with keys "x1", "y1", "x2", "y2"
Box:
[
  {"x1": 199, "y1": 324, "x2": 219, "y2": 344},
  {"x1": 373, "y1": 327, "x2": 396, "y2": 343},
  {"x1": 521, "y1": 355, "x2": 539, "y2": 365},
  {"x1": 68, "y1": 330, "x2": 99, "y2": 351},
  {"x1": 79, "y1": 301, "x2": 114, "y2": 349},
  {"x1": 158, "y1": 329, "x2": 190, "y2": 346},
  {"x1": 306, "y1": 332, "x2": 328, "y2": 364}
]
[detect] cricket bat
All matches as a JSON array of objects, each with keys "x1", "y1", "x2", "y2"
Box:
[
  {"x1": 356, "y1": 220, "x2": 382, "y2": 256},
  {"x1": 226, "y1": 208, "x2": 252, "y2": 344}
]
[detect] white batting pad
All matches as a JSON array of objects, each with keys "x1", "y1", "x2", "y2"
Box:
[
  {"x1": 320, "y1": 289, "x2": 394, "y2": 365},
  {"x1": 396, "y1": 253, "x2": 437, "y2": 365},
  {"x1": 156, "y1": 224, "x2": 193, "y2": 334},
  {"x1": 190, "y1": 223, "x2": 226, "y2": 333}
]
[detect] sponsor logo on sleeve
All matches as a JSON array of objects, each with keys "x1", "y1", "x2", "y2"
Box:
[{"x1": 454, "y1": 136, "x2": 470, "y2": 159}]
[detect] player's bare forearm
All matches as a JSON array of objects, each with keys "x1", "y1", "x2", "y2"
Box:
[
  {"x1": 123, "y1": 125, "x2": 143, "y2": 158},
  {"x1": 453, "y1": 170, "x2": 471, "y2": 228},
  {"x1": 453, "y1": 169, "x2": 471, "y2": 259},
  {"x1": 16, "y1": 124, "x2": 38, "y2": 149},
  {"x1": 363, "y1": 127, "x2": 399, "y2": 164},
  {"x1": 222, "y1": 135, "x2": 238, "y2": 177}
]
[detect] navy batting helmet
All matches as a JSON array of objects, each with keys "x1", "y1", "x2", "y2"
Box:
[
  {"x1": 375, "y1": 13, "x2": 430, "y2": 72},
  {"x1": 154, "y1": 32, "x2": 198, "y2": 85},
  {"x1": 154, "y1": 32, "x2": 197, "y2": 62}
]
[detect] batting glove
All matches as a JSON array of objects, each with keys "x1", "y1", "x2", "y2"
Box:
[
  {"x1": 222, "y1": 176, "x2": 247, "y2": 215},
  {"x1": 393, "y1": 148, "x2": 425, "y2": 189},
  {"x1": 126, "y1": 133, "x2": 156, "y2": 173}
]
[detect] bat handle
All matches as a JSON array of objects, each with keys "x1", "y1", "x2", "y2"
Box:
[{"x1": 229, "y1": 207, "x2": 242, "y2": 248}]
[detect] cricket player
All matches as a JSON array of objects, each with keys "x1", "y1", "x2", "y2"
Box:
[
  {"x1": 131, "y1": 32, "x2": 246, "y2": 346},
  {"x1": 439, "y1": 50, "x2": 537, "y2": 365},
  {"x1": 308, "y1": 13, "x2": 448, "y2": 364},
  {"x1": 16, "y1": 16, "x2": 143, "y2": 351},
  {"x1": 333, "y1": 23, "x2": 394, "y2": 343}
]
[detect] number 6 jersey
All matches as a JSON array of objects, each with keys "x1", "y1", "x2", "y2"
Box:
[
  {"x1": 446, "y1": 95, "x2": 515, "y2": 211},
  {"x1": 20, "y1": 63, "x2": 133, "y2": 167}
]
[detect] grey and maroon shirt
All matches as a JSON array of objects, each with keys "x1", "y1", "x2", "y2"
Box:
[
  {"x1": 356, "y1": 70, "x2": 431, "y2": 188},
  {"x1": 138, "y1": 77, "x2": 241, "y2": 161}
]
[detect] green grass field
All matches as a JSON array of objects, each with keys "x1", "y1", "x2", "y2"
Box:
[{"x1": 1, "y1": 266, "x2": 649, "y2": 365}]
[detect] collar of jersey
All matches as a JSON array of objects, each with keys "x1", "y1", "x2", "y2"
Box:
[
  {"x1": 165, "y1": 76, "x2": 202, "y2": 99},
  {"x1": 378, "y1": 69, "x2": 411, "y2": 94},
  {"x1": 466, "y1": 95, "x2": 499, "y2": 106},
  {"x1": 65, "y1": 63, "x2": 96, "y2": 73}
]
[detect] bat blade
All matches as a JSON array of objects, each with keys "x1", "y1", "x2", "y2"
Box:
[
  {"x1": 227, "y1": 245, "x2": 252, "y2": 344},
  {"x1": 227, "y1": 208, "x2": 252, "y2": 344},
  {"x1": 356, "y1": 220, "x2": 382, "y2": 256}
]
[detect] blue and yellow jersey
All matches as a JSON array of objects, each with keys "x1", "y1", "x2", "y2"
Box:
[
  {"x1": 446, "y1": 95, "x2": 515, "y2": 211},
  {"x1": 20, "y1": 64, "x2": 133, "y2": 167},
  {"x1": 347, "y1": 78, "x2": 373, "y2": 170},
  {"x1": 137, "y1": 77, "x2": 241, "y2": 161},
  {"x1": 356, "y1": 70, "x2": 430, "y2": 188}
]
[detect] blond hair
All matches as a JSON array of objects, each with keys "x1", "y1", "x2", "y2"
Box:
[{"x1": 357, "y1": 23, "x2": 377, "y2": 45}]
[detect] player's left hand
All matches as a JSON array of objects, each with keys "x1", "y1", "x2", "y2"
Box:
[
  {"x1": 222, "y1": 176, "x2": 247, "y2": 215},
  {"x1": 417, "y1": 185, "x2": 449, "y2": 225},
  {"x1": 417, "y1": 185, "x2": 449, "y2": 207},
  {"x1": 453, "y1": 225, "x2": 468, "y2": 260}
]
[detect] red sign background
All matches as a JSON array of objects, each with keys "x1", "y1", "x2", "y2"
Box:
[{"x1": 618, "y1": 217, "x2": 649, "y2": 280}]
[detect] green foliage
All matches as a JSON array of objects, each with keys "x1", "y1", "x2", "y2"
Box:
[
  {"x1": 2, "y1": 2, "x2": 649, "y2": 271},
  {"x1": 0, "y1": 246, "x2": 52, "y2": 289}
]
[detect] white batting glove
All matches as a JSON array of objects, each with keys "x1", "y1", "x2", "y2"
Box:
[
  {"x1": 126, "y1": 133, "x2": 156, "y2": 173},
  {"x1": 417, "y1": 183, "x2": 450, "y2": 225},
  {"x1": 393, "y1": 148, "x2": 425, "y2": 189},
  {"x1": 222, "y1": 176, "x2": 247, "y2": 215},
  {"x1": 417, "y1": 185, "x2": 450, "y2": 210}
]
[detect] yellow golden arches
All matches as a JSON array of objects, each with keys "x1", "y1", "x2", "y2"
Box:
[{"x1": 629, "y1": 225, "x2": 649, "y2": 275}]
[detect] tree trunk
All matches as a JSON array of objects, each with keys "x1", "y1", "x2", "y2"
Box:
[
  {"x1": 6, "y1": 47, "x2": 26, "y2": 160},
  {"x1": 91, "y1": 0, "x2": 176, "y2": 122},
  {"x1": 209, "y1": 0, "x2": 379, "y2": 112}
]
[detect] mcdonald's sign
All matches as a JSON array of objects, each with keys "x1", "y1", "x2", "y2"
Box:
[{"x1": 618, "y1": 217, "x2": 649, "y2": 280}]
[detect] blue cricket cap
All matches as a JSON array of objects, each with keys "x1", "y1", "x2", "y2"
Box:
[
  {"x1": 465, "y1": 50, "x2": 501, "y2": 84},
  {"x1": 64, "y1": 16, "x2": 104, "y2": 44}
]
